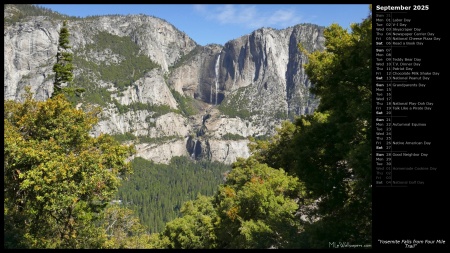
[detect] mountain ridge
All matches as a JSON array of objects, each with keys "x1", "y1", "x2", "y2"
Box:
[{"x1": 4, "y1": 4, "x2": 325, "y2": 164}]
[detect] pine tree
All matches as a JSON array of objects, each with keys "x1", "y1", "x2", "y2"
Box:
[
  {"x1": 52, "y1": 20, "x2": 73, "y2": 97},
  {"x1": 52, "y1": 20, "x2": 84, "y2": 98}
]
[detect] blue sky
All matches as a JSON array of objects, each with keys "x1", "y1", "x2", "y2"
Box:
[{"x1": 38, "y1": 4, "x2": 370, "y2": 46}]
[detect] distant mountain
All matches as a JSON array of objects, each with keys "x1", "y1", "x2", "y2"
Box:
[{"x1": 4, "y1": 4, "x2": 325, "y2": 164}]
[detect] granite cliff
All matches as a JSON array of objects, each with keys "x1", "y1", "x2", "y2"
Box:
[{"x1": 4, "y1": 4, "x2": 325, "y2": 164}]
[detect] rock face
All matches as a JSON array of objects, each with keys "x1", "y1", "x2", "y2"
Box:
[
  {"x1": 4, "y1": 15, "x2": 59, "y2": 101},
  {"x1": 4, "y1": 4, "x2": 325, "y2": 165},
  {"x1": 111, "y1": 69, "x2": 178, "y2": 109},
  {"x1": 4, "y1": 9, "x2": 196, "y2": 102}
]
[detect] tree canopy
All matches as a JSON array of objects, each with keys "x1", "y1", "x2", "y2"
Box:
[
  {"x1": 250, "y1": 7, "x2": 372, "y2": 247},
  {"x1": 156, "y1": 157, "x2": 309, "y2": 249},
  {"x1": 4, "y1": 90, "x2": 135, "y2": 248}
]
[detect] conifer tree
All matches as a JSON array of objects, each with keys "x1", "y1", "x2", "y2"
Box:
[
  {"x1": 52, "y1": 20, "x2": 73, "y2": 97},
  {"x1": 52, "y1": 20, "x2": 84, "y2": 98}
]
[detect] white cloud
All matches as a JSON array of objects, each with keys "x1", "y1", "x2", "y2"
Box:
[
  {"x1": 193, "y1": 4, "x2": 207, "y2": 14},
  {"x1": 216, "y1": 5, "x2": 237, "y2": 24},
  {"x1": 193, "y1": 4, "x2": 303, "y2": 29},
  {"x1": 267, "y1": 10, "x2": 302, "y2": 26}
]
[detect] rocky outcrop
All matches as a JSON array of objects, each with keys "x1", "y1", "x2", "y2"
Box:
[
  {"x1": 208, "y1": 140, "x2": 251, "y2": 164},
  {"x1": 111, "y1": 69, "x2": 178, "y2": 109},
  {"x1": 169, "y1": 44, "x2": 224, "y2": 104},
  {"x1": 4, "y1": 10, "x2": 197, "y2": 102},
  {"x1": 135, "y1": 138, "x2": 188, "y2": 164},
  {"x1": 168, "y1": 25, "x2": 325, "y2": 118},
  {"x1": 4, "y1": 15, "x2": 59, "y2": 101},
  {"x1": 91, "y1": 108, "x2": 153, "y2": 137},
  {"x1": 4, "y1": 5, "x2": 325, "y2": 165},
  {"x1": 167, "y1": 24, "x2": 324, "y2": 139}
]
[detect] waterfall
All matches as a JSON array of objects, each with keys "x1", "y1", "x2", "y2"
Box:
[
  {"x1": 214, "y1": 55, "x2": 220, "y2": 105},
  {"x1": 210, "y1": 83, "x2": 213, "y2": 105},
  {"x1": 191, "y1": 140, "x2": 197, "y2": 158}
]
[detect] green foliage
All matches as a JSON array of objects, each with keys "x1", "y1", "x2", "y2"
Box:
[
  {"x1": 251, "y1": 134, "x2": 271, "y2": 142},
  {"x1": 109, "y1": 133, "x2": 183, "y2": 146},
  {"x1": 158, "y1": 158, "x2": 309, "y2": 249},
  {"x1": 222, "y1": 133, "x2": 246, "y2": 141},
  {"x1": 249, "y1": 8, "x2": 373, "y2": 247},
  {"x1": 213, "y1": 158, "x2": 308, "y2": 249},
  {"x1": 248, "y1": 120, "x2": 298, "y2": 172},
  {"x1": 169, "y1": 46, "x2": 201, "y2": 71},
  {"x1": 112, "y1": 99, "x2": 178, "y2": 116},
  {"x1": 4, "y1": 88, "x2": 135, "y2": 248},
  {"x1": 217, "y1": 87, "x2": 254, "y2": 119},
  {"x1": 83, "y1": 87, "x2": 112, "y2": 107},
  {"x1": 137, "y1": 135, "x2": 181, "y2": 144},
  {"x1": 274, "y1": 110, "x2": 288, "y2": 120},
  {"x1": 44, "y1": 73, "x2": 55, "y2": 83},
  {"x1": 65, "y1": 74, "x2": 111, "y2": 107},
  {"x1": 110, "y1": 132, "x2": 137, "y2": 143},
  {"x1": 299, "y1": 14, "x2": 372, "y2": 246},
  {"x1": 69, "y1": 31, "x2": 160, "y2": 107},
  {"x1": 218, "y1": 86, "x2": 287, "y2": 120},
  {"x1": 73, "y1": 31, "x2": 159, "y2": 92},
  {"x1": 170, "y1": 89, "x2": 198, "y2": 116},
  {"x1": 101, "y1": 205, "x2": 155, "y2": 249},
  {"x1": 52, "y1": 20, "x2": 73, "y2": 97},
  {"x1": 51, "y1": 20, "x2": 85, "y2": 100},
  {"x1": 161, "y1": 195, "x2": 218, "y2": 249},
  {"x1": 116, "y1": 156, "x2": 231, "y2": 234}
]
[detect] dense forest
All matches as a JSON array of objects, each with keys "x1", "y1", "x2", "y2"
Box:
[
  {"x1": 117, "y1": 156, "x2": 230, "y2": 233},
  {"x1": 4, "y1": 4, "x2": 372, "y2": 249}
]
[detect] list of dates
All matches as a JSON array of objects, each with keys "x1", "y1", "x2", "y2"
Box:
[
  {"x1": 374, "y1": 5, "x2": 441, "y2": 187},
  {"x1": 373, "y1": 4, "x2": 447, "y2": 248}
]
